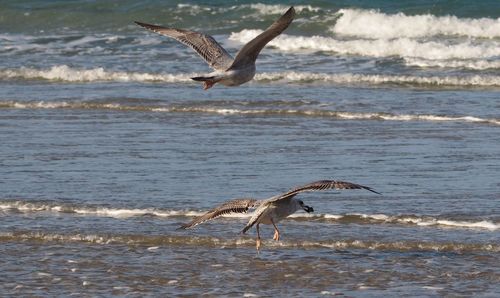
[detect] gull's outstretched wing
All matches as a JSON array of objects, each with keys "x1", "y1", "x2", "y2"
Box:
[
  {"x1": 241, "y1": 180, "x2": 379, "y2": 234},
  {"x1": 267, "y1": 180, "x2": 381, "y2": 203},
  {"x1": 135, "y1": 21, "x2": 234, "y2": 71},
  {"x1": 229, "y1": 6, "x2": 295, "y2": 69},
  {"x1": 178, "y1": 198, "x2": 260, "y2": 229}
]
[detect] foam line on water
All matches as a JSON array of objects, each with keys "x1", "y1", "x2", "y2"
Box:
[
  {"x1": 2, "y1": 100, "x2": 499, "y2": 126},
  {"x1": 1, "y1": 200, "x2": 498, "y2": 230},
  {"x1": 0, "y1": 65, "x2": 194, "y2": 83},
  {"x1": 1, "y1": 66, "x2": 499, "y2": 87},
  {"x1": 175, "y1": 3, "x2": 320, "y2": 15}
]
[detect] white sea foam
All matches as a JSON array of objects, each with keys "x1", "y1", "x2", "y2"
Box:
[
  {"x1": 395, "y1": 217, "x2": 499, "y2": 230},
  {"x1": 404, "y1": 58, "x2": 500, "y2": 70},
  {"x1": 414, "y1": 219, "x2": 498, "y2": 230},
  {"x1": 255, "y1": 71, "x2": 500, "y2": 87},
  {"x1": 192, "y1": 108, "x2": 500, "y2": 125},
  {"x1": 1, "y1": 201, "x2": 498, "y2": 231},
  {"x1": 355, "y1": 213, "x2": 390, "y2": 221},
  {"x1": 2, "y1": 100, "x2": 499, "y2": 126},
  {"x1": 332, "y1": 9, "x2": 500, "y2": 39},
  {"x1": 307, "y1": 213, "x2": 500, "y2": 231},
  {"x1": 176, "y1": 3, "x2": 320, "y2": 16},
  {"x1": 0, "y1": 65, "x2": 194, "y2": 83},
  {"x1": 434, "y1": 220, "x2": 499, "y2": 230},
  {"x1": 12, "y1": 101, "x2": 71, "y2": 109},
  {"x1": 0, "y1": 201, "x2": 203, "y2": 218},
  {"x1": 323, "y1": 214, "x2": 343, "y2": 220},
  {"x1": 2, "y1": 66, "x2": 500, "y2": 87},
  {"x1": 230, "y1": 30, "x2": 500, "y2": 60},
  {"x1": 176, "y1": 3, "x2": 211, "y2": 16},
  {"x1": 72, "y1": 208, "x2": 209, "y2": 219},
  {"x1": 246, "y1": 3, "x2": 320, "y2": 15}
]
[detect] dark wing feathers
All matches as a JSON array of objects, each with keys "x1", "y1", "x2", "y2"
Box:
[
  {"x1": 135, "y1": 6, "x2": 295, "y2": 71},
  {"x1": 268, "y1": 180, "x2": 381, "y2": 203},
  {"x1": 134, "y1": 21, "x2": 233, "y2": 71},
  {"x1": 230, "y1": 6, "x2": 295, "y2": 69},
  {"x1": 179, "y1": 198, "x2": 260, "y2": 229}
]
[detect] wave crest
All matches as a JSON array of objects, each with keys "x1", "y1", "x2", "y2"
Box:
[
  {"x1": 230, "y1": 30, "x2": 500, "y2": 60},
  {"x1": 333, "y1": 9, "x2": 500, "y2": 39},
  {"x1": 0, "y1": 65, "x2": 194, "y2": 83},
  {"x1": 2, "y1": 66, "x2": 499, "y2": 87},
  {"x1": 1, "y1": 200, "x2": 498, "y2": 231}
]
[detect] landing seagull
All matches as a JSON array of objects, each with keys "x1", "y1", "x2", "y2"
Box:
[
  {"x1": 135, "y1": 6, "x2": 295, "y2": 90},
  {"x1": 179, "y1": 180, "x2": 381, "y2": 250}
]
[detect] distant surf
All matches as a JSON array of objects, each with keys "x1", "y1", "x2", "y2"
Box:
[{"x1": 332, "y1": 9, "x2": 500, "y2": 39}]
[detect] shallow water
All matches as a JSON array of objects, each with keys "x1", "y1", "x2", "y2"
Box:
[{"x1": 1, "y1": 0, "x2": 499, "y2": 296}]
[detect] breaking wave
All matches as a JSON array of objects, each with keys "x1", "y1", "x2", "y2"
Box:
[
  {"x1": 0, "y1": 200, "x2": 203, "y2": 219},
  {"x1": 1, "y1": 200, "x2": 498, "y2": 231},
  {"x1": 1, "y1": 66, "x2": 499, "y2": 87},
  {"x1": 332, "y1": 9, "x2": 500, "y2": 39},
  {"x1": 228, "y1": 9, "x2": 500, "y2": 70},
  {"x1": 230, "y1": 30, "x2": 500, "y2": 60},
  {"x1": 245, "y1": 3, "x2": 320, "y2": 14},
  {"x1": 0, "y1": 231, "x2": 497, "y2": 253},
  {"x1": 0, "y1": 65, "x2": 194, "y2": 83}
]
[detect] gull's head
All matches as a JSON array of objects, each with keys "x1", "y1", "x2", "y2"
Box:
[{"x1": 297, "y1": 199, "x2": 314, "y2": 213}]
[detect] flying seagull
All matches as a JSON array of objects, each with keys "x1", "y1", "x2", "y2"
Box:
[
  {"x1": 135, "y1": 6, "x2": 295, "y2": 90},
  {"x1": 179, "y1": 180, "x2": 381, "y2": 250}
]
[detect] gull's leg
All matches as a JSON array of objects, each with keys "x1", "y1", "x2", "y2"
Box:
[
  {"x1": 271, "y1": 219, "x2": 280, "y2": 241},
  {"x1": 256, "y1": 224, "x2": 261, "y2": 251}
]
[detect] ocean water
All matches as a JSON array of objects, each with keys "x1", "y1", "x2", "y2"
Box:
[{"x1": 1, "y1": 0, "x2": 499, "y2": 296}]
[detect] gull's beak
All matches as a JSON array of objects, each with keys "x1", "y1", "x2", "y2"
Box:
[{"x1": 303, "y1": 205, "x2": 314, "y2": 213}]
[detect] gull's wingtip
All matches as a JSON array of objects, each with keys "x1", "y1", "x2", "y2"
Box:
[
  {"x1": 240, "y1": 225, "x2": 251, "y2": 235},
  {"x1": 134, "y1": 21, "x2": 146, "y2": 28},
  {"x1": 134, "y1": 21, "x2": 152, "y2": 28},
  {"x1": 366, "y1": 187, "x2": 382, "y2": 195}
]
